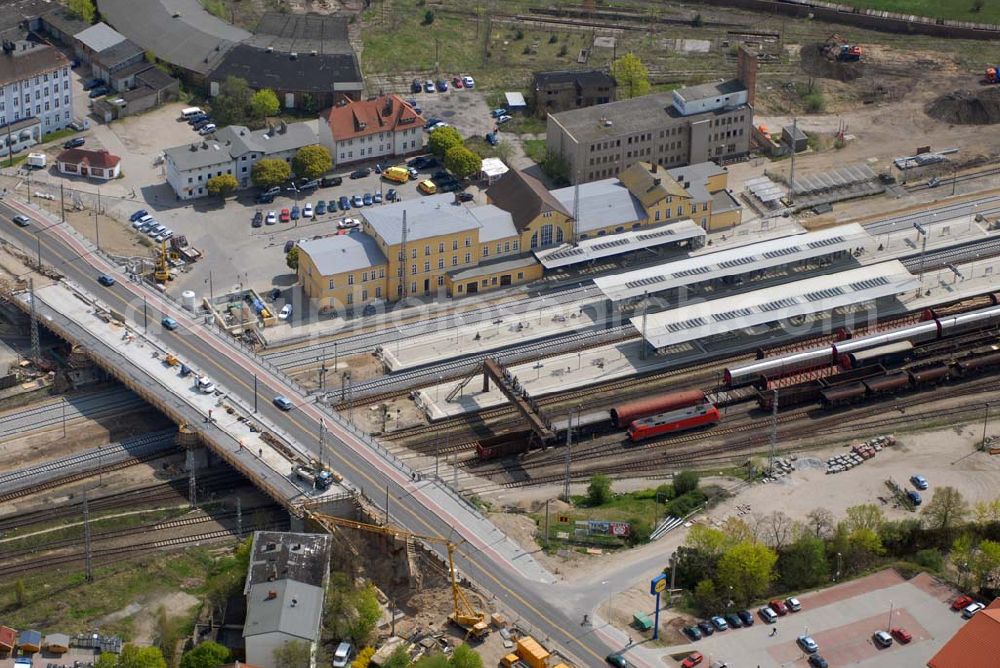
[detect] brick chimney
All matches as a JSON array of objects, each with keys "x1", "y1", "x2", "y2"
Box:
[{"x1": 737, "y1": 46, "x2": 758, "y2": 107}]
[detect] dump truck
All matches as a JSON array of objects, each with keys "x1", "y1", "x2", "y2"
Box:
[
  {"x1": 293, "y1": 463, "x2": 334, "y2": 490},
  {"x1": 171, "y1": 235, "x2": 202, "y2": 263}
]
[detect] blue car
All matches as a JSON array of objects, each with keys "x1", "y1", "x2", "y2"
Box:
[
  {"x1": 486, "y1": 132, "x2": 498, "y2": 146},
  {"x1": 362, "y1": 193, "x2": 373, "y2": 206},
  {"x1": 273, "y1": 395, "x2": 293, "y2": 411},
  {"x1": 97, "y1": 274, "x2": 116, "y2": 287},
  {"x1": 435, "y1": 79, "x2": 448, "y2": 92},
  {"x1": 290, "y1": 205, "x2": 300, "y2": 220},
  {"x1": 711, "y1": 616, "x2": 728, "y2": 631},
  {"x1": 161, "y1": 316, "x2": 179, "y2": 331},
  {"x1": 910, "y1": 474, "x2": 928, "y2": 490},
  {"x1": 907, "y1": 490, "x2": 922, "y2": 506},
  {"x1": 129, "y1": 209, "x2": 148, "y2": 222},
  {"x1": 339, "y1": 196, "x2": 351, "y2": 211},
  {"x1": 491, "y1": 108, "x2": 508, "y2": 118},
  {"x1": 316, "y1": 200, "x2": 327, "y2": 215}
]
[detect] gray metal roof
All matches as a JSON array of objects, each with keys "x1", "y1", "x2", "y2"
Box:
[
  {"x1": 164, "y1": 121, "x2": 317, "y2": 171},
  {"x1": 672, "y1": 79, "x2": 746, "y2": 103},
  {"x1": 243, "y1": 580, "x2": 323, "y2": 641},
  {"x1": 75, "y1": 22, "x2": 127, "y2": 53},
  {"x1": 163, "y1": 139, "x2": 233, "y2": 172},
  {"x1": 448, "y1": 255, "x2": 537, "y2": 281},
  {"x1": 298, "y1": 233, "x2": 387, "y2": 276},
  {"x1": 534, "y1": 219, "x2": 705, "y2": 270},
  {"x1": 634, "y1": 261, "x2": 918, "y2": 350},
  {"x1": 472, "y1": 205, "x2": 517, "y2": 243},
  {"x1": 363, "y1": 194, "x2": 483, "y2": 245},
  {"x1": 667, "y1": 162, "x2": 727, "y2": 203},
  {"x1": 94, "y1": 38, "x2": 144, "y2": 68},
  {"x1": 550, "y1": 178, "x2": 646, "y2": 235},
  {"x1": 595, "y1": 224, "x2": 871, "y2": 302}
]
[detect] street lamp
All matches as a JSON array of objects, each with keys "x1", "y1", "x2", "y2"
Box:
[{"x1": 913, "y1": 221, "x2": 928, "y2": 286}]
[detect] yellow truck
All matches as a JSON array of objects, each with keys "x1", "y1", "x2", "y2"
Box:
[{"x1": 383, "y1": 166, "x2": 411, "y2": 183}]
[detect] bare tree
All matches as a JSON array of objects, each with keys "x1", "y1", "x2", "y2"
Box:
[
  {"x1": 806, "y1": 508, "x2": 835, "y2": 538},
  {"x1": 764, "y1": 511, "x2": 794, "y2": 550}
]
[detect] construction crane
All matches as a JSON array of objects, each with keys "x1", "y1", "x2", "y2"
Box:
[
  {"x1": 153, "y1": 240, "x2": 172, "y2": 283},
  {"x1": 306, "y1": 511, "x2": 490, "y2": 639}
]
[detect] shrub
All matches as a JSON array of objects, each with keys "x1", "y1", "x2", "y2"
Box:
[
  {"x1": 914, "y1": 548, "x2": 943, "y2": 571},
  {"x1": 673, "y1": 470, "x2": 699, "y2": 496},
  {"x1": 423, "y1": 10, "x2": 435, "y2": 25},
  {"x1": 586, "y1": 474, "x2": 612, "y2": 506},
  {"x1": 558, "y1": 44, "x2": 568, "y2": 57},
  {"x1": 549, "y1": 34, "x2": 558, "y2": 44},
  {"x1": 515, "y1": 29, "x2": 524, "y2": 40},
  {"x1": 655, "y1": 483, "x2": 676, "y2": 501}
]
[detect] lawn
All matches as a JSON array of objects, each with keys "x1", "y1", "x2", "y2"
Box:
[
  {"x1": 835, "y1": 0, "x2": 1000, "y2": 24},
  {"x1": 522, "y1": 139, "x2": 547, "y2": 163}
]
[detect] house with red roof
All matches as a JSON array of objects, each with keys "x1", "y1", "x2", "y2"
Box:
[
  {"x1": 56, "y1": 148, "x2": 122, "y2": 180},
  {"x1": 0, "y1": 626, "x2": 16, "y2": 656},
  {"x1": 318, "y1": 94, "x2": 424, "y2": 169},
  {"x1": 928, "y1": 598, "x2": 1000, "y2": 667}
]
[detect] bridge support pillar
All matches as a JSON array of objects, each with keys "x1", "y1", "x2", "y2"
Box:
[{"x1": 177, "y1": 425, "x2": 210, "y2": 470}]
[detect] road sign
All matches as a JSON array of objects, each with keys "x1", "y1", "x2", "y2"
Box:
[{"x1": 650, "y1": 573, "x2": 667, "y2": 595}]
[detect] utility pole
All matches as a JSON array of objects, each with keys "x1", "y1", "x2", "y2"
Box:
[
  {"x1": 640, "y1": 290, "x2": 649, "y2": 360},
  {"x1": 787, "y1": 117, "x2": 798, "y2": 205},
  {"x1": 563, "y1": 411, "x2": 573, "y2": 502},
  {"x1": 28, "y1": 278, "x2": 40, "y2": 365},
  {"x1": 236, "y1": 495, "x2": 243, "y2": 538},
  {"x1": 768, "y1": 389, "x2": 779, "y2": 475},
  {"x1": 384, "y1": 484, "x2": 390, "y2": 525},
  {"x1": 60, "y1": 183, "x2": 65, "y2": 222},
  {"x1": 543, "y1": 499, "x2": 550, "y2": 547},
  {"x1": 83, "y1": 490, "x2": 93, "y2": 582}
]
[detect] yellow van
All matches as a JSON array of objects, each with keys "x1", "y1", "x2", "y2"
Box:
[
  {"x1": 383, "y1": 166, "x2": 410, "y2": 183},
  {"x1": 418, "y1": 179, "x2": 437, "y2": 195}
]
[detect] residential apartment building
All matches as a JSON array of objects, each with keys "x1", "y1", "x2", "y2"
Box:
[
  {"x1": 546, "y1": 80, "x2": 752, "y2": 184},
  {"x1": 163, "y1": 120, "x2": 318, "y2": 199},
  {"x1": 617, "y1": 161, "x2": 742, "y2": 232},
  {"x1": 532, "y1": 69, "x2": 615, "y2": 118},
  {"x1": 318, "y1": 94, "x2": 423, "y2": 168},
  {"x1": 0, "y1": 38, "x2": 72, "y2": 148}
]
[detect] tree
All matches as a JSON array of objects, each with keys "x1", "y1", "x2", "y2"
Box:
[
  {"x1": 423, "y1": 9, "x2": 435, "y2": 25},
  {"x1": 779, "y1": 533, "x2": 828, "y2": 589},
  {"x1": 206, "y1": 174, "x2": 238, "y2": 197},
  {"x1": 586, "y1": 474, "x2": 612, "y2": 506},
  {"x1": 673, "y1": 470, "x2": 699, "y2": 496},
  {"x1": 611, "y1": 52, "x2": 651, "y2": 99},
  {"x1": 250, "y1": 88, "x2": 280, "y2": 119},
  {"x1": 673, "y1": 544, "x2": 720, "y2": 590},
  {"x1": 95, "y1": 654, "x2": 118, "y2": 668},
  {"x1": 428, "y1": 126, "x2": 464, "y2": 158},
  {"x1": 686, "y1": 525, "x2": 732, "y2": 557},
  {"x1": 971, "y1": 539, "x2": 1000, "y2": 590},
  {"x1": 449, "y1": 644, "x2": 483, "y2": 668},
  {"x1": 350, "y1": 584, "x2": 382, "y2": 645},
  {"x1": 845, "y1": 504, "x2": 885, "y2": 533},
  {"x1": 292, "y1": 145, "x2": 333, "y2": 180},
  {"x1": 495, "y1": 140, "x2": 515, "y2": 164},
  {"x1": 720, "y1": 517, "x2": 754, "y2": 545},
  {"x1": 692, "y1": 579, "x2": 720, "y2": 616},
  {"x1": 352, "y1": 647, "x2": 376, "y2": 668},
  {"x1": 625, "y1": 517, "x2": 652, "y2": 546},
  {"x1": 973, "y1": 0, "x2": 985, "y2": 12},
  {"x1": 67, "y1": 0, "x2": 96, "y2": 23},
  {"x1": 273, "y1": 641, "x2": 312, "y2": 668},
  {"x1": 716, "y1": 541, "x2": 778, "y2": 606},
  {"x1": 119, "y1": 645, "x2": 167, "y2": 668},
  {"x1": 251, "y1": 158, "x2": 291, "y2": 188},
  {"x1": 211, "y1": 76, "x2": 253, "y2": 126},
  {"x1": 444, "y1": 146, "x2": 482, "y2": 180},
  {"x1": 973, "y1": 498, "x2": 1000, "y2": 525},
  {"x1": 286, "y1": 246, "x2": 299, "y2": 270},
  {"x1": 763, "y1": 511, "x2": 794, "y2": 550},
  {"x1": 923, "y1": 486, "x2": 969, "y2": 532},
  {"x1": 14, "y1": 579, "x2": 25, "y2": 607},
  {"x1": 180, "y1": 642, "x2": 231, "y2": 668},
  {"x1": 383, "y1": 646, "x2": 411, "y2": 668},
  {"x1": 539, "y1": 150, "x2": 570, "y2": 185},
  {"x1": 413, "y1": 654, "x2": 449, "y2": 668},
  {"x1": 914, "y1": 548, "x2": 943, "y2": 572},
  {"x1": 806, "y1": 508, "x2": 835, "y2": 538}
]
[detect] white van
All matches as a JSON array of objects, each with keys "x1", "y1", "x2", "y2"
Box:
[{"x1": 181, "y1": 107, "x2": 203, "y2": 119}]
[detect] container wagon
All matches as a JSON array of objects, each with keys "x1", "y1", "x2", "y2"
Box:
[
  {"x1": 611, "y1": 390, "x2": 706, "y2": 428},
  {"x1": 475, "y1": 431, "x2": 532, "y2": 460},
  {"x1": 627, "y1": 402, "x2": 721, "y2": 442}
]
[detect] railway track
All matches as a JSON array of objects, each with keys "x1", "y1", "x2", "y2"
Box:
[
  {"x1": 900, "y1": 235, "x2": 1000, "y2": 273},
  {"x1": 0, "y1": 388, "x2": 147, "y2": 439}
]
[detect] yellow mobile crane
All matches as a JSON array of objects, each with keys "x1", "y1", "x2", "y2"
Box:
[
  {"x1": 153, "y1": 240, "x2": 173, "y2": 283},
  {"x1": 306, "y1": 511, "x2": 490, "y2": 639}
]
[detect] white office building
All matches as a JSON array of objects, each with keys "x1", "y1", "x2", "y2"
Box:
[{"x1": 0, "y1": 38, "x2": 72, "y2": 155}]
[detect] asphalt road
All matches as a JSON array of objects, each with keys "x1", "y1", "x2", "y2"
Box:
[{"x1": 0, "y1": 199, "x2": 628, "y2": 667}]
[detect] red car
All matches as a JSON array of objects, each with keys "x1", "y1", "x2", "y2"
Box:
[
  {"x1": 452, "y1": 76, "x2": 463, "y2": 88},
  {"x1": 891, "y1": 627, "x2": 912, "y2": 644},
  {"x1": 769, "y1": 599, "x2": 789, "y2": 616},
  {"x1": 681, "y1": 652, "x2": 704, "y2": 668},
  {"x1": 279, "y1": 208, "x2": 290, "y2": 223},
  {"x1": 951, "y1": 595, "x2": 974, "y2": 610}
]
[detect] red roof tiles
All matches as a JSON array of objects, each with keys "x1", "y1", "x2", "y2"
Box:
[
  {"x1": 927, "y1": 598, "x2": 1000, "y2": 668},
  {"x1": 56, "y1": 148, "x2": 121, "y2": 169},
  {"x1": 323, "y1": 94, "x2": 421, "y2": 142}
]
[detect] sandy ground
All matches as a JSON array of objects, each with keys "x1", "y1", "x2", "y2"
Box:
[{"x1": 100, "y1": 589, "x2": 199, "y2": 645}]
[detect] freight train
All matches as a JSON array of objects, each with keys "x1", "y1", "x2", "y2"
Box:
[{"x1": 725, "y1": 299, "x2": 1000, "y2": 388}]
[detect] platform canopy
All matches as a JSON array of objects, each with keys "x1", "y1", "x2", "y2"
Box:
[
  {"x1": 632, "y1": 260, "x2": 918, "y2": 350},
  {"x1": 534, "y1": 219, "x2": 706, "y2": 269},
  {"x1": 595, "y1": 223, "x2": 871, "y2": 302}
]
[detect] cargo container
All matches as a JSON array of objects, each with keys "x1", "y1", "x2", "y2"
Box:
[{"x1": 516, "y1": 636, "x2": 550, "y2": 668}]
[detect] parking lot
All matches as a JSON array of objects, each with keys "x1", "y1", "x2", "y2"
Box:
[
  {"x1": 667, "y1": 570, "x2": 965, "y2": 668},
  {"x1": 405, "y1": 85, "x2": 496, "y2": 142}
]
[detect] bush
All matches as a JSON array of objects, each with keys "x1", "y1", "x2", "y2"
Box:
[
  {"x1": 673, "y1": 470, "x2": 699, "y2": 496},
  {"x1": 655, "y1": 483, "x2": 676, "y2": 501},
  {"x1": 549, "y1": 34, "x2": 558, "y2": 44},
  {"x1": 423, "y1": 10, "x2": 435, "y2": 25},
  {"x1": 665, "y1": 489, "x2": 707, "y2": 517},
  {"x1": 802, "y1": 91, "x2": 826, "y2": 113},
  {"x1": 586, "y1": 474, "x2": 612, "y2": 506},
  {"x1": 558, "y1": 44, "x2": 568, "y2": 57},
  {"x1": 692, "y1": 13, "x2": 704, "y2": 27},
  {"x1": 914, "y1": 548, "x2": 943, "y2": 572},
  {"x1": 626, "y1": 517, "x2": 652, "y2": 546},
  {"x1": 515, "y1": 29, "x2": 524, "y2": 40}
]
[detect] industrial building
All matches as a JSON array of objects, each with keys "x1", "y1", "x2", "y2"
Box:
[{"x1": 532, "y1": 69, "x2": 616, "y2": 117}]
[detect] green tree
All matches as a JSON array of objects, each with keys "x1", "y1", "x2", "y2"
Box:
[
  {"x1": 692, "y1": 578, "x2": 720, "y2": 616},
  {"x1": 180, "y1": 642, "x2": 231, "y2": 668},
  {"x1": 95, "y1": 654, "x2": 118, "y2": 668},
  {"x1": 970, "y1": 539, "x2": 1000, "y2": 591},
  {"x1": 206, "y1": 173, "x2": 238, "y2": 197},
  {"x1": 778, "y1": 533, "x2": 828, "y2": 589},
  {"x1": 119, "y1": 645, "x2": 168, "y2": 668},
  {"x1": 586, "y1": 474, "x2": 612, "y2": 506},
  {"x1": 923, "y1": 486, "x2": 969, "y2": 532},
  {"x1": 673, "y1": 545, "x2": 719, "y2": 590},
  {"x1": 423, "y1": 9, "x2": 435, "y2": 25},
  {"x1": 611, "y1": 52, "x2": 651, "y2": 99},
  {"x1": 444, "y1": 146, "x2": 482, "y2": 180},
  {"x1": 842, "y1": 526, "x2": 884, "y2": 571},
  {"x1": 286, "y1": 246, "x2": 299, "y2": 270},
  {"x1": 625, "y1": 516, "x2": 652, "y2": 547},
  {"x1": 352, "y1": 647, "x2": 376, "y2": 668},
  {"x1": 292, "y1": 145, "x2": 333, "y2": 180},
  {"x1": 250, "y1": 88, "x2": 280, "y2": 119},
  {"x1": 14, "y1": 579, "x2": 25, "y2": 607},
  {"x1": 914, "y1": 548, "x2": 944, "y2": 572},
  {"x1": 449, "y1": 644, "x2": 483, "y2": 668},
  {"x1": 251, "y1": 158, "x2": 291, "y2": 188},
  {"x1": 673, "y1": 470, "x2": 699, "y2": 496},
  {"x1": 350, "y1": 584, "x2": 382, "y2": 645},
  {"x1": 413, "y1": 655, "x2": 449, "y2": 668},
  {"x1": 685, "y1": 525, "x2": 732, "y2": 557},
  {"x1": 273, "y1": 641, "x2": 312, "y2": 668},
  {"x1": 539, "y1": 150, "x2": 570, "y2": 185},
  {"x1": 212, "y1": 76, "x2": 253, "y2": 126},
  {"x1": 428, "y1": 126, "x2": 464, "y2": 158},
  {"x1": 67, "y1": 0, "x2": 96, "y2": 23},
  {"x1": 716, "y1": 541, "x2": 778, "y2": 606},
  {"x1": 383, "y1": 646, "x2": 411, "y2": 668},
  {"x1": 973, "y1": 498, "x2": 1000, "y2": 525},
  {"x1": 845, "y1": 504, "x2": 885, "y2": 533}
]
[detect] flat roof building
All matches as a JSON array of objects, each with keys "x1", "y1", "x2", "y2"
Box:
[{"x1": 532, "y1": 69, "x2": 616, "y2": 118}]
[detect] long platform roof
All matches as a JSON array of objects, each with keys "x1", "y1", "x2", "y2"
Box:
[
  {"x1": 534, "y1": 219, "x2": 705, "y2": 269},
  {"x1": 595, "y1": 223, "x2": 870, "y2": 302},
  {"x1": 632, "y1": 260, "x2": 918, "y2": 350}
]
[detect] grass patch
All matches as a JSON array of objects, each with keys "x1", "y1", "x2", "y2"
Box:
[
  {"x1": 201, "y1": 0, "x2": 228, "y2": 20},
  {"x1": 522, "y1": 139, "x2": 546, "y2": 164},
  {"x1": 3, "y1": 154, "x2": 28, "y2": 168},
  {"x1": 41, "y1": 128, "x2": 79, "y2": 145},
  {"x1": 0, "y1": 507, "x2": 191, "y2": 554},
  {"x1": 834, "y1": 0, "x2": 1000, "y2": 24},
  {"x1": 498, "y1": 114, "x2": 546, "y2": 136}
]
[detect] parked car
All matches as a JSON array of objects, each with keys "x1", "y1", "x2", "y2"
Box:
[
  {"x1": 266, "y1": 211, "x2": 277, "y2": 225},
  {"x1": 452, "y1": 76, "x2": 463, "y2": 89},
  {"x1": 724, "y1": 613, "x2": 742, "y2": 629},
  {"x1": 187, "y1": 113, "x2": 209, "y2": 125},
  {"x1": 796, "y1": 635, "x2": 818, "y2": 654},
  {"x1": 759, "y1": 607, "x2": 778, "y2": 624},
  {"x1": 198, "y1": 124, "x2": 217, "y2": 135},
  {"x1": 290, "y1": 205, "x2": 300, "y2": 220},
  {"x1": 424, "y1": 80, "x2": 435, "y2": 93},
  {"x1": 408, "y1": 155, "x2": 439, "y2": 169},
  {"x1": 351, "y1": 195, "x2": 364, "y2": 207},
  {"x1": 88, "y1": 85, "x2": 109, "y2": 98},
  {"x1": 486, "y1": 131, "x2": 498, "y2": 146},
  {"x1": 422, "y1": 118, "x2": 442, "y2": 130},
  {"x1": 145, "y1": 223, "x2": 164, "y2": 236},
  {"x1": 462, "y1": 75, "x2": 475, "y2": 88},
  {"x1": 350, "y1": 167, "x2": 371, "y2": 179},
  {"x1": 256, "y1": 192, "x2": 275, "y2": 204},
  {"x1": 315, "y1": 200, "x2": 327, "y2": 215},
  {"x1": 64, "y1": 137, "x2": 85, "y2": 149},
  {"x1": 279, "y1": 208, "x2": 290, "y2": 223},
  {"x1": 891, "y1": 627, "x2": 912, "y2": 643},
  {"x1": 82, "y1": 78, "x2": 103, "y2": 90},
  {"x1": 161, "y1": 316, "x2": 179, "y2": 331},
  {"x1": 155, "y1": 229, "x2": 173, "y2": 242},
  {"x1": 332, "y1": 642, "x2": 355, "y2": 668},
  {"x1": 321, "y1": 175, "x2": 343, "y2": 188},
  {"x1": 737, "y1": 610, "x2": 754, "y2": 626},
  {"x1": 283, "y1": 240, "x2": 294, "y2": 253},
  {"x1": 769, "y1": 600, "x2": 789, "y2": 616},
  {"x1": 338, "y1": 218, "x2": 360, "y2": 229},
  {"x1": 129, "y1": 209, "x2": 148, "y2": 222},
  {"x1": 807, "y1": 655, "x2": 829, "y2": 668},
  {"x1": 12, "y1": 215, "x2": 31, "y2": 227},
  {"x1": 298, "y1": 179, "x2": 320, "y2": 191},
  {"x1": 680, "y1": 652, "x2": 703, "y2": 668},
  {"x1": 872, "y1": 631, "x2": 892, "y2": 648},
  {"x1": 252, "y1": 211, "x2": 263, "y2": 227},
  {"x1": 386, "y1": 188, "x2": 397, "y2": 202},
  {"x1": 339, "y1": 195, "x2": 351, "y2": 211},
  {"x1": 457, "y1": 191, "x2": 474, "y2": 202},
  {"x1": 407, "y1": 166, "x2": 419, "y2": 179},
  {"x1": 497, "y1": 114, "x2": 513, "y2": 124},
  {"x1": 786, "y1": 597, "x2": 802, "y2": 612},
  {"x1": 411, "y1": 79, "x2": 422, "y2": 94},
  {"x1": 435, "y1": 79, "x2": 448, "y2": 92},
  {"x1": 303, "y1": 202, "x2": 314, "y2": 218},
  {"x1": 272, "y1": 395, "x2": 293, "y2": 410},
  {"x1": 362, "y1": 193, "x2": 373, "y2": 206},
  {"x1": 696, "y1": 621, "x2": 714, "y2": 636},
  {"x1": 682, "y1": 626, "x2": 702, "y2": 641},
  {"x1": 327, "y1": 199, "x2": 338, "y2": 212},
  {"x1": 710, "y1": 616, "x2": 728, "y2": 631},
  {"x1": 490, "y1": 108, "x2": 507, "y2": 118},
  {"x1": 907, "y1": 490, "x2": 922, "y2": 506},
  {"x1": 97, "y1": 274, "x2": 116, "y2": 287},
  {"x1": 962, "y1": 601, "x2": 985, "y2": 618},
  {"x1": 278, "y1": 304, "x2": 292, "y2": 320},
  {"x1": 952, "y1": 595, "x2": 974, "y2": 610},
  {"x1": 910, "y1": 474, "x2": 929, "y2": 490},
  {"x1": 373, "y1": 191, "x2": 382, "y2": 204},
  {"x1": 192, "y1": 118, "x2": 213, "y2": 130}
]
